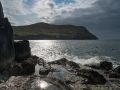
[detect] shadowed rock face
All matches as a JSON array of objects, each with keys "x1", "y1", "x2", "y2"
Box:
[
  {"x1": 0, "y1": 2, "x2": 15, "y2": 70},
  {"x1": 14, "y1": 40, "x2": 31, "y2": 61}
]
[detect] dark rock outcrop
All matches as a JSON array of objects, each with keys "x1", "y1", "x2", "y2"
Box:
[
  {"x1": 113, "y1": 66, "x2": 120, "y2": 73},
  {"x1": 100, "y1": 61, "x2": 112, "y2": 70},
  {"x1": 39, "y1": 67, "x2": 51, "y2": 75},
  {"x1": 0, "y1": 2, "x2": 15, "y2": 70},
  {"x1": 12, "y1": 56, "x2": 39, "y2": 76},
  {"x1": 14, "y1": 40, "x2": 31, "y2": 62},
  {"x1": 21, "y1": 59, "x2": 35, "y2": 75},
  {"x1": 68, "y1": 61, "x2": 80, "y2": 69},
  {"x1": 109, "y1": 72, "x2": 120, "y2": 78},
  {"x1": 109, "y1": 66, "x2": 120, "y2": 78},
  {"x1": 48, "y1": 58, "x2": 68, "y2": 66},
  {"x1": 86, "y1": 61, "x2": 112, "y2": 71},
  {"x1": 48, "y1": 58, "x2": 80, "y2": 69},
  {"x1": 76, "y1": 69, "x2": 107, "y2": 85}
]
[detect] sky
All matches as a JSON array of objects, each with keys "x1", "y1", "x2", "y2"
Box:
[{"x1": 0, "y1": 0, "x2": 120, "y2": 40}]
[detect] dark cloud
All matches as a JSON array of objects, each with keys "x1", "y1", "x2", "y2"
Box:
[{"x1": 53, "y1": 0, "x2": 120, "y2": 40}]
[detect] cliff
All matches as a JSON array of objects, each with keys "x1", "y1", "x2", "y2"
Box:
[
  {"x1": 13, "y1": 23, "x2": 98, "y2": 40},
  {"x1": 0, "y1": 2, "x2": 15, "y2": 70}
]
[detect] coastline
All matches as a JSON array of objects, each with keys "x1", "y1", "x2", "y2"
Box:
[{"x1": 0, "y1": 41, "x2": 120, "y2": 90}]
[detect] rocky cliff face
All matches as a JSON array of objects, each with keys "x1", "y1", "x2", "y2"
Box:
[{"x1": 0, "y1": 2, "x2": 15, "y2": 70}]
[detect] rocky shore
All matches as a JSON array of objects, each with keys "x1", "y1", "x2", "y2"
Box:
[
  {"x1": 0, "y1": 50, "x2": 120, "y2": 90},
  {"x1": 0, "y1": 1, "x2": 120, "y2": 90}
]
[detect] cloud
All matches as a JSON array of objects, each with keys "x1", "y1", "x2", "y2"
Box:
[
  {"x1": 32, "y1": 0, "x2": 97, "y2": 23},
  {"x1": 0, "y1": 0, "x2": 33, "y2": 25},
  {"x1": 52, "y1": 0, "x2": 120, "y2": 39},
  {"x1": 0, "y1": 0, "x2": 97, "y2": 24},
  {"x1": 0, "y1": 0, "x2": 30, "y2": 16}
]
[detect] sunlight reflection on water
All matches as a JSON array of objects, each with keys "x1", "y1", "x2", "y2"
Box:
[
  {"x1": 31, "y1": 78, "x2": 51, "y2": 90},
  {"x1": 29, "y1": 40, "x2": 120, "y2": 66},
  {"x1": 37, "y1": 40, "x2": 54, "y2": 48}
]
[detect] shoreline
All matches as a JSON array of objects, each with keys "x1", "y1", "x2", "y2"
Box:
[{"x1": 0, "y1": 40, "x2": 120, "y2": 90}]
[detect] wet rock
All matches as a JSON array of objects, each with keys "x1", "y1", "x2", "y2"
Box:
[
  {"x1": 14, "y1": 40, "x2": 31, "y2": 62},
  {"x1": 113, "y1": 66, "x2": 120, "y2": 73},
  {"x1": 11, "y1": 63, "x2": 23, "y2": 76},
  {"x1": 39, "y1": 68, "x2": 50, "y2": 75},
  {"x1": 85, "y1": 64, "x2": 99, "y2": 69},
  {"x1": 109, "y1": 72, "x2": 120, "y2": 78},
  {"x1": 76, "y1": 69, "x2": 107, "y2": 85},
  {"x1": 100, "y1": 61, "x2": 112, "y2": 70},
  {"x1": 38, "y1": 61, "x2": 51, "y2": 75},
  {"x1": 48, "y1": 58, "x2": 68, "y2": 66},
  {"x1": 68, "y1": 61, "x2": 80, "y2": 69},
  {"x1": 21, "y1": 61, "x2": 35, "y2": 75},
  {"x1": 86, "y1": 61, "x2": 112, "y2": 70},
  {"x1": 48, "y1": 58, "x2": 80, "y2": 69},
  {"x1": 21, "y1": 56, "x2": 38, "y2": 75},
  {"x1": 11, "y1": 56, "x2": 39, "y2": 76}
]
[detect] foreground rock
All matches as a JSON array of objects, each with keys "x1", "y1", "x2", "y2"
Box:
[
  {"x1": 48, "y1": 58, "x2": 107, "y2": 85},
  {"x1": 12, "y1": 55, "x2": 39, "y2": 76},
  {"x1": 0, "y1": 2, "x2": 15, "y2": 71},
  {"x1": 0, "y1": 76, "x2": 72, "y2": 90},
  {"x1": 0, "y1": 57, "x2": 120, "y2": 90},
  {"x1": 76, "y1": 69, "x2": 107, "y2": 85}
]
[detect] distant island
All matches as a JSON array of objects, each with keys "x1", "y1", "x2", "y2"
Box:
[{"x1": 13, "y1": 23, "x2": 98, "y2": 40}]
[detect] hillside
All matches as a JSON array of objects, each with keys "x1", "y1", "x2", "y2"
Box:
[{"x1": 13, "y1": 22, "x2": 98, "y2": 40}]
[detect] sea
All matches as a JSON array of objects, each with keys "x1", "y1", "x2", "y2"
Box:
[{"x1": 30, "y1": 40, "x2": 120, "y2": 68}]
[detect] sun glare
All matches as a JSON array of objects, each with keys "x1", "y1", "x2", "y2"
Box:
[{"x1": 38, "y1": 80, "x2": 50, "y2": 89}]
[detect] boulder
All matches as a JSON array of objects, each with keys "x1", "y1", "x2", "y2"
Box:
[
  {"x1": 100, "y1": 61, "x2": 112, "y2": 70},
  {"x1": 21, "y1": 57, "x2": 36, "y2": 75},
  {"x1": 48, "y1": 58, "x2": 80, "y2": 69},
  {"x1": 14, "y1": 40, "x2": 31, "y2": 62},
  {"x1": 11, "y1": 56, "x2": 39, "y2": 76},
  {"x1": 76, "y1": 69, "x2": 107, "y2": 85},
  {"x1": 11, "y1": 63, "x2": 23, "y2": 76},
  {"x1": 48, "y1": 58, "x2": 68, "y2": 66},
  {"x1": 39, "y1": 67, "x2": 50, "y2": 75},
  {"x1": 85, "y1": 61, "x2": 112, "y2": 70},
  {"x1": 0, "y1": 17, "x2": 15, "y2": 70},
  {"x1": 68, "y1": 61, "x2": 80, "y2": 69},
  {"x1": 113, "y1": 66, "x2": 120, "y2": 73},
  {"x1": 109, "y1": 72, "x2": 120, "y2": 78}
]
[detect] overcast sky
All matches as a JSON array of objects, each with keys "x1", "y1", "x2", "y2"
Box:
[{"x1": 0, "y1": 0, "x2": 120, "y2": 40}]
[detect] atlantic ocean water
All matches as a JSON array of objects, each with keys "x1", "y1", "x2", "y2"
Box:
[{"x1": 30, "y1": 40, "x2": 120, "y2": 67}]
